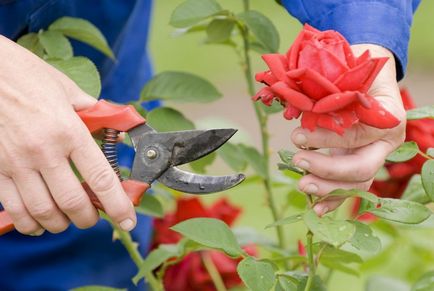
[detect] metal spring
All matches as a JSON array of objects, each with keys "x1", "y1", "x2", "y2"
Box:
[{"x1": 102, "y1": 128, "x2": 122, "y2": 180}]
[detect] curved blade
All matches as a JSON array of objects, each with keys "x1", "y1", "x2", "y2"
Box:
[{"x1": 158, "y1": 167, "x2": 245, "y2": 194}]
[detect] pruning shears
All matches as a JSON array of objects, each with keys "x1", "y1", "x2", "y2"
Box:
[{"x1": 0, "y1": 100, "x2": 245, "y2": 235}]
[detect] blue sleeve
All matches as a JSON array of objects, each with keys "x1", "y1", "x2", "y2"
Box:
[{"x1": 280, "y1": 0, "x2": 421, "y2": 80}]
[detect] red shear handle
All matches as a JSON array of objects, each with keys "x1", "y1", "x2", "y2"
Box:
[
  {"x1": 77, "y1": 100, "x2": 146, "y2": 133},
  {"x1": 0, "y1": 180, "x2": 150, "y2": 235}
]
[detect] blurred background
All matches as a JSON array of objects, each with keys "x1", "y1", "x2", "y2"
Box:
[{"x1": 149, "y1": 1, "x2": 434, "y2": 290}]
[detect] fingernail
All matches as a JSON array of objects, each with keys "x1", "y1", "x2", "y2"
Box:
[
  {"x1": 30, "y1": 229, "x2": 45, "y2": 236},
  {"x1": 314, "y1": 205, "x2": 329, "y2": 217},
  {"x1": 120, "y1": 218, "x2": 135, "y2": 231},
  {"x1": 296, "y1": 159, "x2": 310, "y2": 170},
  {"x1": 294, "y1": 133, "x2": 307, "y2": 145},
  {"x1": 304, "y1": 184, "x2": 318, "y2": 194}
]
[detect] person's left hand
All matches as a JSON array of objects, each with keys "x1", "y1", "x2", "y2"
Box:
[{"x1": 291, "y1": 44, "x2": 406, "y2": 216}]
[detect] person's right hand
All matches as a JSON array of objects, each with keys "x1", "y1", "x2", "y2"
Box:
[{"x1": 0, "y1": 35, "x2": 137, "y2": 235}]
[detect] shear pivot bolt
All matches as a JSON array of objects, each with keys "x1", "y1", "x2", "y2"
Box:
[{"x1": 146, "y1": 149, "x2": 157, "y2": 159}]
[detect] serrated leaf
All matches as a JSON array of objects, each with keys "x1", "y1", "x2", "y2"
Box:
[
  {"x1": 238, "y1": 144, "x2": 267, "y2": 178},
  {"x1": 17, "y1": 33, "x2": 44, "y2": 57},
  {"x1": 71, "y1": 287, "x2": 126, "y2": 291},
  {"x1": 189, "y1": 151, "x2": 216, "y2": 174},
  {"x1": 135, "y1": 194, "x2": 163, "y2": 218},
  {"x1": 170, "y1": 0, "x2": 223, "y2": 28},
  {"x1": 406, "y1": 106, "x2": 434, "y2": 120},
  {"x1": 303, "y1": 210, "x2": 355, "y2": 247},
  {"x1": 412, "y1": 271, "x2": 434, "y2": 291},
  {"x1": 38, "y1": 30, "x2": 73, "y2": 59},
  {"x1": 141, "y1": 71, "x2": 221, "y2": 103},
  {"x1": 369, "y1": 198, "x2": 431, "y2": 224},
  {"x1": 171, "y1": 218, "x2": 244, "y2": 257},
  {"x1": 402, "y1": 174, "x2": 431, "y2": 204},
  {"x1": 49, "y1": 17, "x2": 114, "y2": 58},
  {"x1": 146, "y1": 107, "x2": 195, "y2": 132},
  {"x1": 265, "y1": 213, "x2": 303, "y2": 229},
  {"x1": 206, "y1": 18, "x2": 235, "y2": 43},
  {"x1": 386, "y1": 141, "x2": 419, "y2": 162},
  {"x1": 366, "y1": 276, "x2": 410, "y2": 291},
  {"x1": 133, "y1": 244, "x2": 180, "y2": 284},
  {"x1": 47, "y1": 57, "x2": 101, "y2": 97},
  {"x1": 237, "y1": 257, "x2": 276, "y2": 291},
  {"x1": 421, "y1": 160, "x2": 434, "y2": 201},
  {"x1": 349, "y1": 221, "x2": 381, "y2": 253},
  {"x1": 218, "y1": 142, "x2": 247, "y2": 172},
  {"x1": 238, "y1": 10, "x2": 279, "y2": 53}
]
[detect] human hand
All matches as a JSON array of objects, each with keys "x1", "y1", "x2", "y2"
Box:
[
  {"x1": 0, "y1": 36, "x2": 136, "y2": 235},
  {"x1": 291, "y1": 44, "x2": 406, "y2": 216}
]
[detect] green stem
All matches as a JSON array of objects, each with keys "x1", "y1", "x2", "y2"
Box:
[
  {"x1": 304, "y1": 231, "x2": 315, "y2": 291},
  {"x1": 418, "y1": 150, "x2": 433, "y2": 160},
  {"x1": 202, "y1": 252, "x2": 228, "y2": 291},
  {"x1": 239, "y1": 0, "x2": 287, "y2": 252}
]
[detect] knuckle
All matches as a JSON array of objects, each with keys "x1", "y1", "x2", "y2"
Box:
[
  {"x1": 57, "y1": 189, "x2": 88, "y2": 213},
  {"x1": 29, "y1": 202, "x2": 57, "y2": 221},
  {"x1": 75, "y1": 214, "x2": 99, "y2": 230},
  {"x1": 15, "y1": 223, "x2": 42, "y2": 235},
  {"x1": 87, "y1": 166, "x2": 117, "y2": 195}
]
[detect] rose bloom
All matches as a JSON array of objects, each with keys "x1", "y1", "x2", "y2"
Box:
[
  {"x1": 352, "y1": 88, "x2": 434, "y2": 221},
  {"x1": 254, "y1": 24, "x2": 399, "y2": 135},
  {"x1": 152, "y1": 197, "x2": 256, "y2": 291}
]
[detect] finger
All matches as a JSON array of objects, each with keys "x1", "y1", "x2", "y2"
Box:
[
  {"x1": 69, "y1": 91, "x2": 97, "y2": 111},
  {"x1": 291, "y1": 125, "x2": 387, "y2": 149},
  {"x1": 313, "y1": 198, "x2": 347, "y2": 216},
  {"x1": 0, "y1": 174, "x2": 43, "y2": 235},
  {"x1": 293, "y1": 140, "x2": 393, "y2": 182},
  {"x1": 40, "y1": 160, "x2": 99, "y2": 229},
  {"x1": 13, "y1": 170, "x2": 70, "y2": 233},
  {"x1": 298, "y1": 174, "x2": 373, "y2": 197},
  {"x1": 70, "y1": 131, "x2": 136, "y2": 231}
]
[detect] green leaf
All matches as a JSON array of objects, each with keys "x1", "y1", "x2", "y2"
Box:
[
  {"x1": 427, "y1": 148, "x2": 434, "y2": 157},
  {"x1": 374, "y1": 166, "x2": 390, "y2": 181},
  {"x1": 259, "y1": 100, "x2": 284, "y2": 114},
  {"x1": 278, "y1": 150, "x2": 295, "y2": 165},
  {"x1": 146, "y1": 107, "x2": 195, "y2": 132},
  {"x1": 275, "y1": 276, "x2": 297, "y2": 291},
  {"x1": 135, "y1": 194, "x2": 163, "y2": 218},
  {"x1": 133, "y1": 244, "x2": 179, "y2": 284},
  {"x1": 320, "y1": 260, "x2": 360, "y2": 277},
  {"x1": 249, "y1": 40, "x2": 272, "y2": 55},
  {"x1": 278, "y1": 150, "x2": 305, "y2": 175},
  {"x1": 281, "y1": 272, "x2": 326, "y2": 291},
  {"x1": 206, "y1": 18, "x2": 235, "y2": 43},
  {"x1": 218, "y1": 143, "x2": 247, "y2": 172},
  {"x1": 386, "y1": 141, "x2": 419, "y2": 162},
  {"x1": 406, "y1": 106, "x2": 434, "y2": 120},
  {"x1": 349, "y1": 221, "x2": 381, "y2": 253},
  {"x1": 172, "y1": 24, "x2": 209, "y2": 37},
  {"x1": 171, "y1": 218, "x2": 244, "y2": 257},
  {"x1": 401, "y1": 174, "x2": 431, "y2": 204},
  {"x1": 369, "y1": 198, "x2": 431, "y2": 224},
  {"x1": 412, "y1": 271, "x2": 434, "y2": 291},
  {"x1": 421, "y1": 160, "x2": 434, "y2": 201},
  {"x1": 238, "y1": 144, "x2": 267, "y2": 178},
  {"x1": 265, "y1": 213, "x2": 303, "y2": 229},
  {"x1": 71, "y1": 287, "x2": 126, "y2": 291},
  {"x1": 17, "y1": 33, "x2": 44, "y2": 57},
  {"x1": 47, "y1": 57, "x2": 101, "y2": 97},
  {"x1": 232, "y1": 227, "x2": 274, "y2": 247},
  {"x1": 327, "y1": 189, "x2": 379, "y2": 204},
  {"x1": 366, "y1": 276, "x2": 410, "y2": 291},
  {"x1": 170, "y1": 0, "x2": 223, "y2": 28},
  {"x1": 237, "y1": 257, "x2": 276, "y2": 291},
  {"x1": 303, "y1": 210, "x2": 355, "y2": 247},
  {"x1": 49, "y1": 16, "x2": 114, "y2": 59},
  {"x1": 237, "y1": 10, "x2": 280, "y2": 53},
  {"x1": 141, "y1": 71, "x2": 222, "y2": 103},
  {"x1": 189, "y1": 151, "x2": 216, "y2": 174},
  {"x1": 38, "y1": 30, "x2": 73, "y2": 59}
]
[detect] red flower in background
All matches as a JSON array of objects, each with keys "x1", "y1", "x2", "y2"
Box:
[
  {"x1": 352, "y1": 88, "x2": 434, "y2": 221},
  {"x1": 253, "y1": 24, "x2": 400, "y2": 135},
  {"x1": 152, "y1": 197, "x2": 255, "y2": 291}
]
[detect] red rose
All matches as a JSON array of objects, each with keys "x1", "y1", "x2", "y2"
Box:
[
  {"x1": 152, "y1": 197, "x2": 255, "y2": 291},
  {"x1": 253, "y1": 24, "x2": 400, "y2": 135},
  {"x1": 351, "y1": 88, "x2": 434, "y2": 220}
]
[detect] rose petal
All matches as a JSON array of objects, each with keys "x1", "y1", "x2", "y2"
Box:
[
  {"x1": 334, "y1": 59, "x2": 377, "y2": 91},
  {"x1": 357, "y1": 92, "x2": 371, "y2": 109},
  {"x1": 400, "y1": 88, "x2": 416, "y2": 110},
  {"x1": 359, "y1": 57, "x2": 388, "y2": 92},
  {"x1": 301, "y1": 111, "x2": 319, "y2": 131},
  {"x1": 317, "y1": 114, "x2": 345, "y2": 135},
  {"x1": 297, "y1": 43, "x2": 323, "y2": 74},
  {"x1": 175, "y1": 198, "x2": 210, "y2": 223},
  {"x1": 355, "y1": 96, "x2": 400, "y2": 128},
  {"x1": 271, "y1": 81, "x2": 314, "y2": 111},
  {"x1": 331, "y1": 108, "x2": 359, "y2": 128},
  {"x1": 262, "y1": 54, "x2": 289, "y2": 83},
  {"x1": 255, "y1": 70, "x2": 278, "y2": 86},
  {"x1": 318, "y1": 48, "x2": 349, "y2": 82},
  {"x1": 253, "y1": 86, "x2": 274, "y2": 105},
  {"x1": 283, "y1": 104, "x2": 301, "y2": 120},
  {"x1": 356, "y1": 50, "x2": 371, "y2": 66},
  {"x1": 287, "y1": 68, "x2": 340, "y2": 100},
  {"x1": 312, "y1": 91, "x2": 358, "y2": 113}
]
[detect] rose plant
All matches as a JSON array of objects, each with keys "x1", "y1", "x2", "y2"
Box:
[{"x1": 14, "y1": 1, "x2": 434, "y2": 291}]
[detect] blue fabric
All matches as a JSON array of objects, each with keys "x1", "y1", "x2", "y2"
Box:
[
  {"x1": 0, "y1": 0, "x2": 154, "y2": 290},
  {"x1": 281, "y1": 0, "x2": 421, "y2": 80}
]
